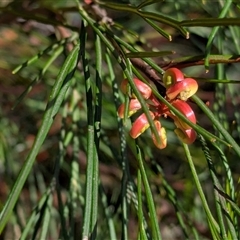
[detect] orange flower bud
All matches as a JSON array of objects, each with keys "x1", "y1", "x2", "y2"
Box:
[
  {"x1": 129, "y1": 111, "x2": 155, "y2": 139},
  {"x1": 163, "y1": 68, "x2": 184, "y2": 88},
  {"x1": 151, "y1": 120, "x2": 167, "y2": 149},
  {"x1": 118, "y1": 99, "x2": 142, "y2": 118},
  {"x1": 174, "y1": 128, "x2": 197, "y2": 144},
  {"x1": 166, "y1": 78, "x2": 198, "y2": 101},
  {"x1": 120, "y1": 78, "x2": 152, "y2": 99}
]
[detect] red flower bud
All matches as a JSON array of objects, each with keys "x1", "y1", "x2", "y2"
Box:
[
  {"x1": 171, "y1": 100, "x2": 196, "y2": 130},
  {"x1": 129, "y1": 111, "x2": 155, "y2": 139},
  {"x1": 163, "y1": 68, "x2": 184, "y2": 88},
  {"x1": 166, "y1": 78, "x2": 198, "y2": 101},
  {"x1": 121, "y1": 78, "x2": 152, "y2": 99},
  {"x1": 118, "y1": 99, "x2": 142, "y2": 118}
]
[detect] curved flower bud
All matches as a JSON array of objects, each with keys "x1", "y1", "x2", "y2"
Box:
[
  {"x1": 148, "y1": 94, "x2": 162, "y2": 107},
  {"x1": 118, "y1": 99, "x2": 142, "y2": 118},
  {"x1": 129, "y1": 111, "x2": 155, "y2": 139},
  {"x1": 166, "y1": 77, "x2": 198, "y2": 101},
  {"x1": 163, "y1": 68, "x2": 184, "y2": 88},
  {"x1": 171, "y1": 100, "x2": 196, "y2": 130},
  {"x1": 174, "y1": 128, "x2": 197, "y2": 144},
  {"x1": 121, "y1": 78, "x2": 152, "y2": 99},
  {"x1": 151, "y1": 120, "x2": 167, "y2": 149}
]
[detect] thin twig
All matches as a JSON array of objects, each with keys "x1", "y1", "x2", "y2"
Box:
[{"x1": 159, "y1": 55, "x2": 240, "y2": 70}]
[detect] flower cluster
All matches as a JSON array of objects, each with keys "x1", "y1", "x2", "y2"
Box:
[{"x1": 118, "y1": 68, "x2": 198, "y2": 149}]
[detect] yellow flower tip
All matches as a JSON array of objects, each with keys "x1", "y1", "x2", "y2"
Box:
[
  {"x1": 152, "y1": 120, "x2": 167, "y2": 149},
  {"x1": 166, "y1": 77, "x2": 198, "y2": 101},
  {"x1": 179, "y1": 78, "x2": 198, "y2": 101},
  {"x1": 174, "y1": 128, "x2": 197, "y2": 144},
  {"x1": 163, "y1": 68, "x2": 184, "y2": 88},
  {"x1": 129, "y1": 111, "x2": 155, "y2": 139}
]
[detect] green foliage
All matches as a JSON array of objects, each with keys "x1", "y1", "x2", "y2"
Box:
[{"x1": 0, "y1": 0, "x2": 240, "y2": 239}]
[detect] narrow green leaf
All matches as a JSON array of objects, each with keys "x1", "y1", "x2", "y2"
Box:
[
  {"x1": 80, "y1": 21, "x2": 99, "y2": 239},
  {"x1": 180, "y1": 18, "x2": 240, "y2": 27},
  {"x1": 0, "y1": 43, "x2": 80, "y2": 234},
  {"x1": 121, "y1": 177, "x2": 129, "y2": 240},
  {"x1": 144, "y1": 18, "x2": 172, "y2": 41},
  {"x1": 211, "y1": 142, "x2": 239, "y2": 235},
  {"x1": 94, "y1": 34, "x2": 103, "y2": 150},
  {"x1": 195, "y1": 78, "x2": 240, "y2": 83},
  {"x1": 182, "y1": 143, "x2": 221, "y2": 239},
  {"x1": 100, "y1": 185, "x2": 117, "y2": 240},
  {"x1": 137, "y1": 170, "x2": 148, "y2": 240},
  {"x1": 198, "y1": 135, "x2": 228, "y2": 240},
  {"x1": 137, "y1": 0, "x2": 163, "y2": 10},
  {"x1": 138, "y1": 11, "x2": 189, "y2": 38},
  {"x1": 125, "y1": 51, "x2": 174, "y2": 58},
  {"x1": 105, "y1": 49, "x2": 131, "y2": 238},
  {"x1": 98, "y1": 2, "x2": 189, "y2": 38},
  {"x1": 12, "y1": 37, "x2": 75, "y2": 74},
  {"x1": 20, "y1": 190, "x2": 51, "y2": 240},
  {"x1": 229, "y1": 25, "x2": 240, "y2": 53},
  {"x1": 225, "y1": 198, "x2": 240, "y2": 216},
  {"x1": 39, "y1": 195, "x2": 52, "y2": 240},
  {"x1": 12, "y1": 45, "x2": 64, "y2": 109},
  {"x1": 137, "y1": 146, "x2": 162, "y2": 240},
  {"x1": 90, "y1": 32, "x2": 102, "y2": 235}
]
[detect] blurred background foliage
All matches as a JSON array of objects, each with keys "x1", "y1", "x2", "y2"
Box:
[{"x1": 0, "y1": 0, "x2": 240, "y2": 239}]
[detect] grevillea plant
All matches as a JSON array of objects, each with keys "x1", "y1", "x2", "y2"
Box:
[
  {"x1": 118, "y1": 68, "x2": 198, "y2": 148},
  {"x1": 1, "y1": 1, "x2": 240, "y2": 240}
]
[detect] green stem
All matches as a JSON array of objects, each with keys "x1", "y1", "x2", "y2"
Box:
[
  {"x1": 182, "y1": 143, "x2": 221, "y2": 239},
  {"x1": 136, "y1": 146, "x2": 162, "y2": 240}
]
